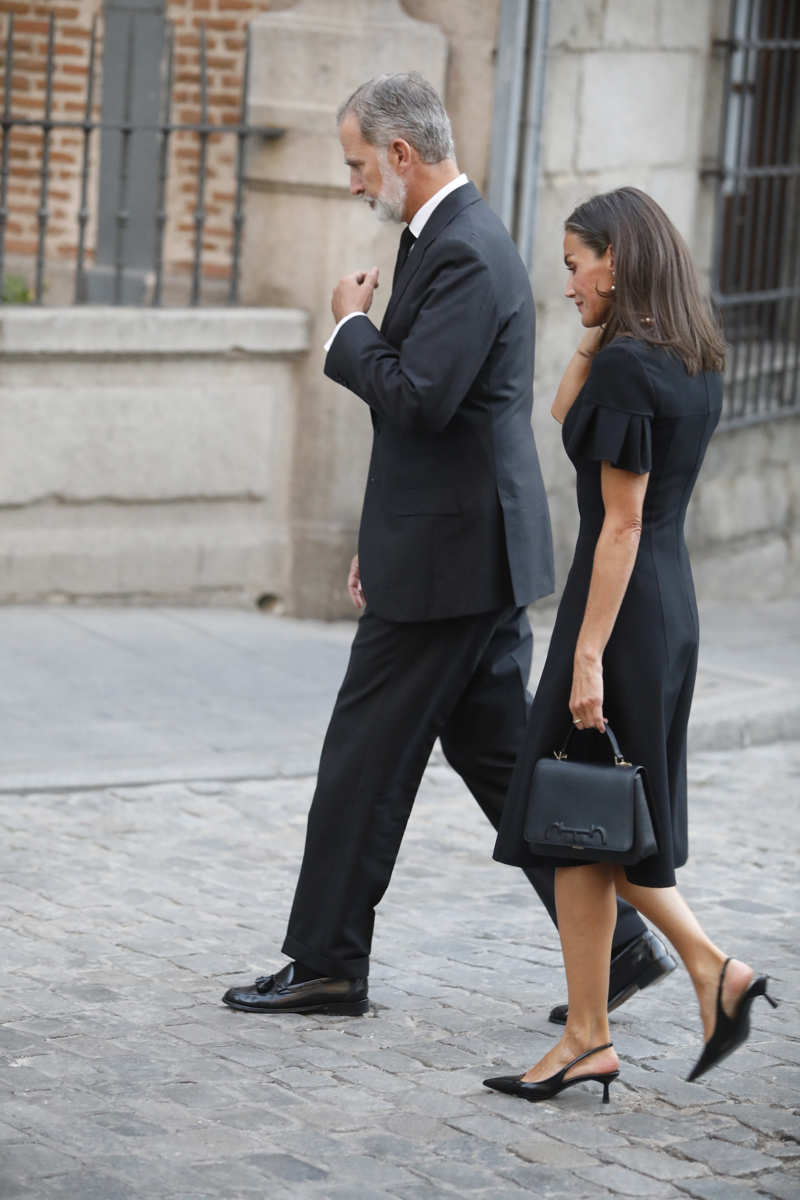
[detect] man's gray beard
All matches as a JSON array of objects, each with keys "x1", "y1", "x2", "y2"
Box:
[{"x1": 373, "y1": 153, "x2": 407, "y2": 223}]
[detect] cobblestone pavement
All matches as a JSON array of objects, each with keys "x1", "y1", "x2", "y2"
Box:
[
  {"x1": 0, "y1": 605, "x2": 799, "y2": 1198},
  {"x1": 1, "y1": 744, "x2": 798, "y2": 1198}
]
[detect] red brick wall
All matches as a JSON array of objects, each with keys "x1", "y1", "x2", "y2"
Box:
[
  {"x1": 165, "y1": 0, "x2": 272, "y2": 287},
  {"x1": 0, "y1": 1, "x2": 103, "y2": 277},
  {"x1": 0, "y1": 0, "x2": 274, "y2": 299}
]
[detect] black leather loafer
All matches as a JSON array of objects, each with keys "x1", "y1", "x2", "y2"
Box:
[
  {"x1": 549, "y1": 930, "x2": 677, "y2": 1025},
  {"x1": 222, "y1": 962, "x2": 368, "y2": 1015}
]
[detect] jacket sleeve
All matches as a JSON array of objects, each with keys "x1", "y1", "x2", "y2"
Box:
[{"x1": 324, "y1": 245, "x2": 499, "y2": 434}]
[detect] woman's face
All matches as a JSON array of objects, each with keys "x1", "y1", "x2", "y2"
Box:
[{"x1": 563, "y1": 231, "x2": 614, "y2": 327}]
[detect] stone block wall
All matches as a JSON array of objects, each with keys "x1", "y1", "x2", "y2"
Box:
[
  {"x1": 0, "y1": 306, "x2": 307, "y2": 604},
  {"x1": 530, "y1": 0, "x2": 742, "y2": 600},
  {"x1": 242, "y1": 0, "x2": 458, "y2": 618},
  {"x1": 688, "y1": 418, "x2": 800, "y2": 602},
  {"x1": 401, "y1": 0, "x2": 503, "y2": 188},
  {"x1": 0, "y1": 0, "x2": 795, "y2": 611}
]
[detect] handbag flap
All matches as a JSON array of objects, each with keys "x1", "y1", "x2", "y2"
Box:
[{"x1": 524, "y1": 758, "x2": 644, "y2": 854}]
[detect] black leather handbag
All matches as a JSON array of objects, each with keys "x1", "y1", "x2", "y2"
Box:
[{"x1": 524, "y1": 724, "x2": 658, "y2": 865}]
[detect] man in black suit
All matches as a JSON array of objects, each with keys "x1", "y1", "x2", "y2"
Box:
[{"x1": 223, "y1": 74, "x2": 674, "y2": 1019}]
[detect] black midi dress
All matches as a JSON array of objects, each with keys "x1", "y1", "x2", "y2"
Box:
[{"x1": 494, "y1": 336, "x2": 722, "y2": 887}]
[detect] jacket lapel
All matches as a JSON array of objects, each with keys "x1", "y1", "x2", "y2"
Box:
[{"x1": 380, "y1": 181, "x2": 482, "y2": 334}]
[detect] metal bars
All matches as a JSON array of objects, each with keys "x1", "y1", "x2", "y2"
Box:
[
  {"x1": 74, "y1": 18, "x2": 98, "y2": 304},
  {"x1": 711, "y1": 0, "x2": 800, "y2": 427},
  {"x1": 191, "y1": 24, "x2": 209, "y2": 307},
  {"x1": 0, "y1": 11, "x2": 281, "y2": 306},
  {"x1": 151, "y1": 23, "x2": 174, "y2": 308},
  {"x1": 228, "y1": 26, "x2": 252, "y2": 306},
  {"x1": 113, "y1": 16, "x2": 136, "y2": 305},
  {"x1": 0, "y1": 13, "x2": 13, "y2": 296},
  {"x1": 34, "y1": 14, "x2": 55, "y2": 304}
]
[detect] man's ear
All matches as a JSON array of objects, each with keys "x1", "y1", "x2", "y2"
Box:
[{"x1": 390, "y1": 137, "x2": 413, "y2": 172}]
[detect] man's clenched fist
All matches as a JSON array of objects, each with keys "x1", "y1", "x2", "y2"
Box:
[{"x1": 332, "y1": 267, "x2": 380, "y2": 323}]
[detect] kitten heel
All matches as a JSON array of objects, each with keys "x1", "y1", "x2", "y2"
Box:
[
  {"x1": 484, "y1": 1043, "x2": 618, "y2": 1105},
  {"x1": 688, "y1": 960, "x2": 779, "y2": 1082}
]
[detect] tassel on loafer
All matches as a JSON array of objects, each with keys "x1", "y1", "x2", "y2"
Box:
[
  {"x1": 688, "y1": 958, "x2": 778, "y2": 1082},
  {"x1": 483, "y1": 1042, "x2": 619, "y2": 1104}
]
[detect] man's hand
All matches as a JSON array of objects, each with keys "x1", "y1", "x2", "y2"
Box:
[
  {"x1": 347, "y1": 554, "x2": 365, "y2": 609},
  {"x1": 332, "y1": 267, "x2": 379, "y2": 323}
]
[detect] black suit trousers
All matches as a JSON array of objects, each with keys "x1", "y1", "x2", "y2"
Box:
[{"x1": 282, "y1": 606, "x2": 645, "y2": 979}]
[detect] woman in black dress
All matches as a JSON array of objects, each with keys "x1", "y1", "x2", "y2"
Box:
[{"x1": 486, "y1": 188, "x2": 777, "y2": 1104}]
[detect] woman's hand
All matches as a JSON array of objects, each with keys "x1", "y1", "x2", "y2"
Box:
[
  {"x1": 569, "y1": 648, "x2": 606, "y2": 732},
  {"x1": 552, "y1": 326, "x2": 605, "y2": 423},
  {"x1": 576, "y1": 324, "x2": 604, "y2": 359}
]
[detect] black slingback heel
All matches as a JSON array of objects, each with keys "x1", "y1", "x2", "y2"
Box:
[
  {"x1": 483, "y1": 1042, "x2": 618, "y2": 1104},
  {"x1": 688, "y1": 958, "x2": 778, "y2": 1082}
]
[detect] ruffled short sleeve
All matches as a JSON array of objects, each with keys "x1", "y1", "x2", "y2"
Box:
[{"x1": 564, "y1": 341, "x2": 655, "y2": 475}]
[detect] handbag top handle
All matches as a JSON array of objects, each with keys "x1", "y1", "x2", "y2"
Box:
[{"x1": 555, "y1": 722, "x2": 631, "y2": 767}]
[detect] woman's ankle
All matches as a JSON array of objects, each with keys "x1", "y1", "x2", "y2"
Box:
[
  {"x1": 562, "y1": 1019, "x2": 612, "y2": 1053},
  {"x1": 684, "y1": 943, "x2": 727, "y2": 990}
]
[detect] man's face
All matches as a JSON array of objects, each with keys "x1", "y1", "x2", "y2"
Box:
[{"x1": 339, "y1": 113, "x2": 407, "y2": 223}]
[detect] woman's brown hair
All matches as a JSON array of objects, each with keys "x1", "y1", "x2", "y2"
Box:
[{"x1": 565, "y1": 186, "x2": 726, "y2": 374}]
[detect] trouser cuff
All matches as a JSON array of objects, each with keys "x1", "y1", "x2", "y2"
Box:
[{"x1": 282, "y1": 932, "x2": 369, "y2": 981}]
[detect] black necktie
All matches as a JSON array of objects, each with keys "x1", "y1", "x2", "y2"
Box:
[{"x1": 393, "y1": 226, "x2": 416, "y2": 288}]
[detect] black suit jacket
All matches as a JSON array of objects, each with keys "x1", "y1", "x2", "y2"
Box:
[{"x1": 325, "y1": 181, "x2": 554, "y2": 622}]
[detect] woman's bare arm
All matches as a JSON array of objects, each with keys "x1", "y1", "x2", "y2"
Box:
[
  {"x1": 551, "y1": 326, "x2": 604, "y2": 423},
  {"x1": 569, "y1": 461, "x2": 650, "y2": 731}
]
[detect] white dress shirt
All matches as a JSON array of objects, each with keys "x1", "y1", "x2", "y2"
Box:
[{"x1": 324, "y1": 173, "x2": 469, "y2": 352}]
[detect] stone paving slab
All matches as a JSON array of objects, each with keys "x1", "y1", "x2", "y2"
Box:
[
  {"x1": 1, "y1": 738, "x2": 798, "y2": 1198},
  {"x1": 1, "y1": 601, "x2": 799, "y2": 793}
]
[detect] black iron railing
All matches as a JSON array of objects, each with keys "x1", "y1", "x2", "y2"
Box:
[
  {"x1": 709, "y1": 0, "x2": 800, "y2": 427},
  {"x1": 0, "y1": 11, "x2": 281, "y2": 306}
]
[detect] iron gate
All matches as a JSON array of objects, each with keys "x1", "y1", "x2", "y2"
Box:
[
  {"x1": 0, "y1": 10, "x2": 281, "y2": 306},
  {"x1": 710, "y1": 0, "x2": 800, "y2": 427}
]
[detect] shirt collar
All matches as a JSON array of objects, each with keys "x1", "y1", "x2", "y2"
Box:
[{"x1": 407, "y1": 173, "x2": 469, "y2": 239}]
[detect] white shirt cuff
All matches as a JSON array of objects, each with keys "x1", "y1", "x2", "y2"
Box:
[{"x1": 324, "y1": 311, "x2": 369, "y2": 353}]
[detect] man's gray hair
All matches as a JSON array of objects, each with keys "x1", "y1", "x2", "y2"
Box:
[{"x1": 337, "y1": 73, "x2": 455, "y2": 164}]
